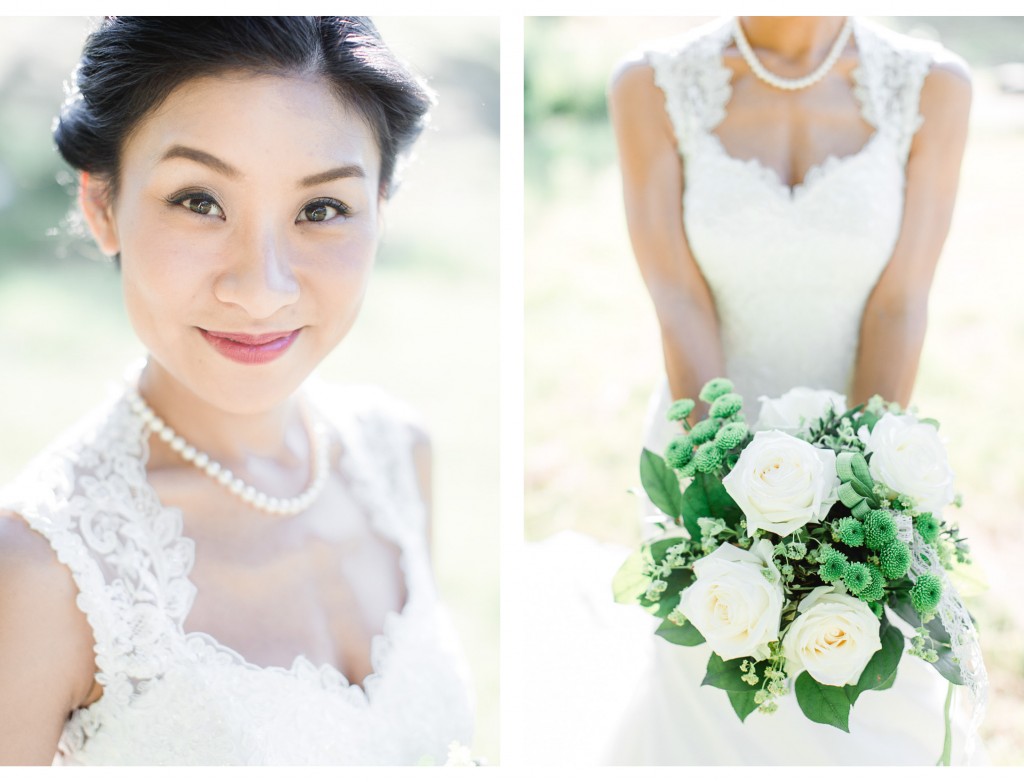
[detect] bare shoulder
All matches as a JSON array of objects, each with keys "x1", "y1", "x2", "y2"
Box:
[
  {"x1": 929, "y1": 46, "x2": 971, "y2": 87},
  {"x1": 609, "y1": 53, "x2": 655, "y2": 94},
  {"x1": 608, "y1": 52, "x2": 677, "y2": 150},
  {"x1": 0, "y1": 512, "x2": 80, "y2": 599},
  {"x1": 0, "y1": 513, "x2": 97, "y2": 763},
  {"x1": 918, "y1": 49, "x2": 972, "y2": 133},
  {"x1": 0, "y1": 512, "x2": 95, "y2": 671},
  {"x1": 608, "y1": 54, "x2": 661, "y2": 111}
]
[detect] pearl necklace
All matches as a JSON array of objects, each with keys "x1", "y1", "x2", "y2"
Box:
[
  {"x1": 733, "y1": 17, "x2": 853, "y2": 91},
  {"x1": 126, "y1": 388, "x2": 330, "y2": 516}
]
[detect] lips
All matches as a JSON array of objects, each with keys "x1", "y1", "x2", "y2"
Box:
[{"x1": 199, "y1": 328, "x2": 302, "y2": 365}]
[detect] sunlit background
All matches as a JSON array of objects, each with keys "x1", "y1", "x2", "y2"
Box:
[
  {"x1": 0, "y1": 17, "x2": 499, "y2": 763},
  {"x1": 525, "y1": 16, "x2": 1024, "y2": 764}
]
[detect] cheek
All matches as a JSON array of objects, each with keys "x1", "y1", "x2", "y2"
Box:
[
  {"x1": 304, "y1": 229, "x2": 378, "y2": 332},
  {"x1": 117, "y1": 214, "x2": 218, "y2": 339}
]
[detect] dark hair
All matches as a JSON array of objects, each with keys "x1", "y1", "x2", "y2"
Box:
[{"x1": 54, "y1": 16, "x2": 433, "y2": 199}]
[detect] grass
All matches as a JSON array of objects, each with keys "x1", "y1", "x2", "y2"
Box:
[{"x1": 525, "y1": 16, "x2": 1024, "y2": 765}]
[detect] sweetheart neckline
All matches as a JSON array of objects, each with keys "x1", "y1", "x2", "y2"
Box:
[
  {"x1": 164, "y1": 397, "x2": 415, "y2": 703},
  {"x1": 692, "y1": 16, "x2": 887, "y2": 202},
  {"x1": 68, "y1": 391, "x2": 417, "y2": 721},
  {"x1": 698, "y1": 128, "x2": 889, "y2": 201}
]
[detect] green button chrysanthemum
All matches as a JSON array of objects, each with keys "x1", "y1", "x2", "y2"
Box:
[
  {"x1": 914, "y1": 512, "x2": 940, "y2": 545},
  {"x1": 693, "y1": 441, "x2": 723, "y2": 473},
  {"x1": 865, "y1": 509, "x2": 897, "y2": 550},
  {"x1": 817, "y1": 546, "x2": 849, "y2": 583},
  {"x1": 843, "y1": 562, "x2": 872, "y2": 595},
  {"x1": 667, "y1": 399, "x2": 696, "y2": 422},
  {"x1": 689, "y1": 418, "x2": 719, "y2": 445},
  {"x1": 664, "y1": 436, "x2": 694, "y2": 469},
  {"x1": 709, "y1": 392, "x2": 743, "y2": 419},
  {"x1": 714, "y1": 421, "x2": 748, "y2": 450},
  {"x1": 859, "y1": 563, "x2": 886, "y2": 602},
  {"x1": 880, "y1": 540, "x2": 911, "y2": 579},
  {"x1": 678, "y1": 459, "x2": 698, "y2": 479},
  {"x1": 699, "y1": 378, "x2": 734, "y2": 403},
  {"x1": 911, "y1": 573, "x2": 943, "y2": 615},
  {"x1": 835, "y1": 516, "x2": 865, "y2": 548}
]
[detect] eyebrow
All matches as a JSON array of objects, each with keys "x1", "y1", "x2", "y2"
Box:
[
  {"x1": 158, "y1": 145, "x2": 365, "y2": 188},
  {"x1": 298, "y1": 165, "x2": 366, "y2": 187},
  {"x1": 160, "y1": 145, "x2": 240, "y2": 178}
]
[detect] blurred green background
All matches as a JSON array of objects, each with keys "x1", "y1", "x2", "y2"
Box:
[
  {"x1": 0, "y1": 17, "x2": 499, "y2": 763},
  {"x1": 525, "y1": 16, "x2": 1024, "y2": 764}
]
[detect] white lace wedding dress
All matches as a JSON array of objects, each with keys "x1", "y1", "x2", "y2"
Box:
[
  {"x1": 0, "y1": 378, "x2": 474, "y2": 765},
  {"x1": 523, "y1": 17, "x2": 984, "y2": 766}
]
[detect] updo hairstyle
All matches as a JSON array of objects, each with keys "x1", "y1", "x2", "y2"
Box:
[{"x1": 54, "y1": 16, "x2": 434, "y2": 200}]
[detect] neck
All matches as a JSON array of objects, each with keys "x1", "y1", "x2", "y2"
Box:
[
  {"x1": 738, "y1": 16, "x2": 848, "y2": 61},
  {"x1": 137, "y1": 357, "x2": 306, "y2": 465}
]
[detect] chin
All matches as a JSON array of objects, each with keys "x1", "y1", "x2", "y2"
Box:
[{"x1": 198, "y1": 360, "x2": 319, "y2": 417}]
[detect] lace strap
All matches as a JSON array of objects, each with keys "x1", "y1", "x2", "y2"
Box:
[
  {"x1": 851, "y1": 19, "x2": 938, "y2": 165},
  {"x1": 309, "y1": 383, "x2": 429, "y2": 550},
  {"x1": 644, "y1": 18, "x2": 734, "y2": 157},
  {"x1": 0, "y1": 395, "x2": 198, "y2": 751}
]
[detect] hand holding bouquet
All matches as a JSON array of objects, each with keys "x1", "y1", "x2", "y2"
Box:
[{"x1": 614, "y1": 379, "x2": 985, "y2": 750}]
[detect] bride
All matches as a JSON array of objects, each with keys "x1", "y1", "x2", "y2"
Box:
[
  {"x1": 0, "y1": 17, "x2": 473, "y2": 765},
  {"x1": 600, "y1": 16, "x2": 978, "y2": 764}
]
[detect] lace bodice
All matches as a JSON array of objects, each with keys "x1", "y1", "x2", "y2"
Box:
[
  {"x1": 0, "y1": 379, "x2": 473, "y2": 765},
  {"x1": 643, "y1": 18, "x2": 940, "y2": 439}
]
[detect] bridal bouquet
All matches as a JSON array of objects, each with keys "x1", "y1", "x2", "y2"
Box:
[{"x1": 614, "y1": 379, "x2": 984, "y2": 744}]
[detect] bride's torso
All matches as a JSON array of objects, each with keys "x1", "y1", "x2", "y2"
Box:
[
  {"x1": 644, "y1": 18, "x2": 938, "y2": 431},
  {"x1": 0, "y1": 380, "x2": 473, "y2": 765}
]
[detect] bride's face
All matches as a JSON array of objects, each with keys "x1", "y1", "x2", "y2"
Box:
[{"x1": 81, "y1": 72, "x2": 382, "y2": 414}]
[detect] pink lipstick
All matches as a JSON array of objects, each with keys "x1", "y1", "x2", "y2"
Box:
[{"x1": 199, "y1": 328, "x2": 301, "y2": 365}]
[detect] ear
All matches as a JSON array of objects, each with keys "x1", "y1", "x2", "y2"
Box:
[{"x1": 78, "y1": 171, "x2": 120, "y2": 256}]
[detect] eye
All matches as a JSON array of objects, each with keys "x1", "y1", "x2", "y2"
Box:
[
  {"x1": 167, "y1": 191, "x2": 225, "y2": 219},
  {"x1": 297, "y1": 198, "x2": 349, "y2": 223}
]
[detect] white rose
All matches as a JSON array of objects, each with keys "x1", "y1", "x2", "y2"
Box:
[
  {"x1": 860, "y1": 413, "x2": 955, "y2": 515},
  {"x1": 722, "y1": 430, "x2": 840, "y2": 538},
  {"x1": 782, "y1": 586, "x2": 882, "y2": 686},
  {"x1": 753, "y1": 387, "x2": 847, "y2": 438},
  {"x1": 677, "y1": 540, "x2": 783, "y2": 661}
]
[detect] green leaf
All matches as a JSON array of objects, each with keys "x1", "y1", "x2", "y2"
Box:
[
  {"x1": 932, "y1": 648, "x2": 965, "y2": 686},
  {"x1": 633, "y1": 539, "x2": 695, "y2": 618},
  {"x1": 727, "y1": 689, "x2": 759, "y2": 722},
  {"x1": 656, "y1": 618, "x2": 705, "y2": 646},
  {"x1": 874, "y1": 666, "x2": 898, "y2": 692},
  {"x1": 701, "y1": 653, "x2": 761, "y2": 692},
  {"x1": 795, "y1": 672, "x2": 851, "y2": 732},
  {"x1": 640, "y1": 449, "x2": 684, "y2": 518},
  {"x1": 857, "y1": 411, "x2": 881, "y2": 433},
  {"x1": 891, "y1": 598, "x2": 951, "y2": 645},
  {"x1": 649, "y1": 537, "x2": 687, "y2": 562},
  {"x1": 889, "y1": 596, "x2": 919, "y2": 628},
  {"x1": 679, "y1": 472, "x2": 742, "y2": 540},
  {"x1": 611, "y1": 548, "x2": 649, "y2": 605},
  {"x1": 638, "y1": 569, "x2": 694, "y2": 619},
  {"x1": 845, "y1": 619, "x2": 904, "y2": 703}
]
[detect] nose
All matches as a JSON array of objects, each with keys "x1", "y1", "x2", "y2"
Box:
[{"x1": 213, "y1": 226, "x2": 301, "y2": 319}]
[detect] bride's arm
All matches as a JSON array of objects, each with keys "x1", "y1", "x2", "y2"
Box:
[
  {"x1": 608, "y1": 57, "x2": 725, "y2": 412},
  {"x1": 0, "y1": 514, "x2": 99, "y2": 764},
  {"x1": 851, "y1": 57, "x2": 972, "y2": 407}
]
